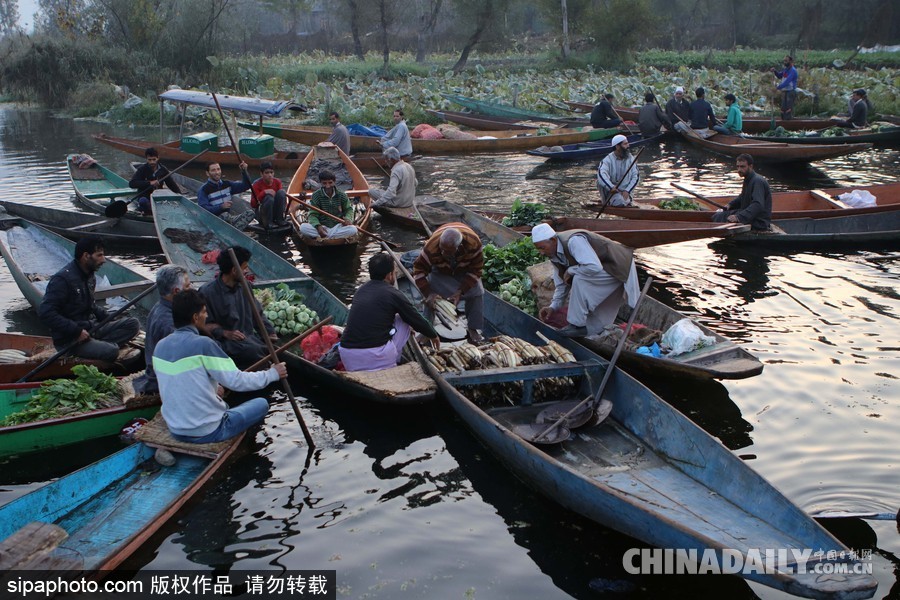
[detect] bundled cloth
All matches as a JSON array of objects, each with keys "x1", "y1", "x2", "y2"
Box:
[
  {"x1": 436, "y1": 124, "x2": 477, "y2": 140},
  {"x1": 347, "y1": 124, "x2": 387, "y2": 137},
  {"x1": 72, "y1": 154, "x2": 97, "y2": 169},
  {"x1": 411, "y1": 123, "x2": 444, "y2": 140},
  {"x1": 837, "y1": 189, "x2": 877, "y2": 209}
]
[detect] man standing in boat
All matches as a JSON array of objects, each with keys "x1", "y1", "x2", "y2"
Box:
[
  {"x1": 38, "y1": 236, "x2": 141, "y2": 361},
  {"x1": 250, "y1": 162, "x2": 288, "y2": 231},
  {"x1": 531, "y1": 224, "x2": 640, "y2": 338},
  {"x1": 128, "y1": 147, "x2": 183, "y2": 215},
  {"x1": 197, "y1": 162, "x2": 257, "y2": 231},
  {"x1": 379, "y1": 109, "x2": 412, "y2": 158},
  {"x1": 597, "y1": 135, "x2": 640, "y2": 207},
  {"x1": 154, "y1": 289, "x2": 287, "y2": 444},
  {"x1": 772, "y1": 55, "x2": 798, "y2": 120},
  {"x1": 370, "y1": 147, "x2": 417, "y2": 209},
  {"x1": 326, "y1": 112, "x2": 351, "y2": 155},
  {"x1": 413, "y1": 223, "x2": 485, "y2": 345},
  {"x1": 199, "y1": 246, "x2": 277, "y2": 369},
  {"x1": 712, "y1": 154, "x2": 773, "y2": 232},
  {"x1": 339, "y1": 253, "x2": 439, "y2": 372},
  {"x1": 133, "y1": 265, "x2": 191, "y2": 395}
]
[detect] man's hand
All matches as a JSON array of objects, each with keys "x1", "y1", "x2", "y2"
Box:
[
  {"x1": 425, "y1": 293, "x2": 439, "y2": 309},
  {"x1": 223, "y1": 200, "x2": 233, "y2": 209},
  {"x1": 150, "y1": 179, "x2": 161, "y2": 189},
  {"x1": 264, "y1": 188, "x2": 275, "y2": 197},
  {"x1": 563, "y1": 269, "x2": 574, "y2": 284},
  {"x1": 273, "y1": 362, "x2": 288, "y2": 378},
  {"x1": 448, "y1": 290, "x2": 463, "y2": 306},
  {"x1": 239, "y1": 162, "x2": 248, "y2": 171},
  {"x1": 539, "y1": 307, "x2": 553, "y2": 322},
  {"x1": 77, "y1": 329, "x2": 91, "y2": 343},
  {"x1": 222, "y1": 330, "x2": 246, "y2": 341},
  {"x1": 621, "y1": 191, "x2": 631, "y2": 201},
  {"x1": 316, "y1": 225, "x2": 328, "y2": 238},
  {"x1": 269, "y1": 332, "x2": 279, "y2": 341},
  {"x1": 726, "y1": 215, "x2": 739, "y2": 223},
  {"x1": 429, "y1": 337, "x2": 441, "y2": 351},
  {"x1": 216, "y1": 384, "x2": 225, "y2": 398}
]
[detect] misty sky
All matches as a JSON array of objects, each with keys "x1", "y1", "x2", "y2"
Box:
[{"x1": 17, "y1": 0, "x2": 39, "y2": 30}]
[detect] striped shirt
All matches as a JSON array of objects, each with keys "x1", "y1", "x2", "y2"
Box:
[
  {"x1": 308, "y1": 187, "x2": 352, "y2": 228},
  {"x1": 413, "y1": 222, "x2": 483, "y2": 295}
]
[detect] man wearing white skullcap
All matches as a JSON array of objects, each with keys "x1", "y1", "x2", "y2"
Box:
[
  {"x1": 666, "y1": 86, "x2": 691, "y2": 125},
  {"x1": 596, "y1": 134, "x2": 640, "y2": 207},
  {"x1": 530, "y1": 224, "x2": 640, "y2": 338}
]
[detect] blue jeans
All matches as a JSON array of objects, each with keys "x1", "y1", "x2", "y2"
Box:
[
  {"x1": 172, "y1": 397, "x2": 269, "y2": 443},
  {"x1": 713, "y1": 125, "x2": 740, "y2": 136}
]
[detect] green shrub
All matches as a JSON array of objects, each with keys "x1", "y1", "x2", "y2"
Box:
[{"x1": 69, "y1": 81, "x2": 120, "y2": 118}]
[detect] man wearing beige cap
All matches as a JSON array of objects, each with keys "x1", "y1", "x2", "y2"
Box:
[
  {"x1": 666, "y1": 86, "x2": 691, "y2": 125},
  {"x1": 597, "y1": 135, "x2": 640, "y2": 207},
  {"x1": 530, "y1": 223, "x2": 640, "y2": 338}
]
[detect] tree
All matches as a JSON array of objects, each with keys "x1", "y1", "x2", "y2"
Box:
[
  {"x1": 452, "y1": 0, "x2": 509, "y2": 73},
  {"x1": 560, "y1": 0, "x2": 569, "y2": 58},
  {"x1": 415, "y1": 0, "x2": 443, "y2": 63},
  {"x1": 0, "y1": 0, "x2": 20, "y2": 35},
  {"x1": 345, "y1": 0, "x2": 366, "y2": 60}
]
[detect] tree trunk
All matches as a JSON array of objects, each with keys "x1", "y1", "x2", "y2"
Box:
[
  {"x1": 560, "y1": 0, "x2": 569, "y2": 59},
  {"x1": 452, "y1": 0, "x2": 492, "y2": 74},
  {"x1": 346, "y1": 0, "x2": 365, "y2": 60},
  {"x1": 415, "y1": 0, "x2": 443, "y2": 63},
  {"x1": 379, "y1": 0, "x2": 389, "y2": 73}
]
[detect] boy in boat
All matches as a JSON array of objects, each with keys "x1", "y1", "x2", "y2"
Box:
[
  {"x1": 38, "y1": 236, "x2": 141, "y2": 361},
  {"x1": 370, "y1": 147, "x2": 417, "y2": 209},
  {"x1": 153, "y1": 288, "x2": 287, "y2": 444},
  {"x1": 197, "y1": 162, "x2": 257, "y2": 230},
  {"x1": 250, "y1": 161, "x2": 288, "y2": 230},
  {"x1": 295, "y1": 170, "x2": 359, "y2": 239},
  {"x1": 128, "y1": 147, "x2": 183, "y2": 215},
  {"x1": 339, "y1": 253, "x2": 439, "y2": 372},
  {"x1": 712, "y1": 154, "x2": 773, "y2": 232},
  {"x1": 413, "y1": 223, "x2": 485, "y2": 344},
  {"x1": 198, "y1": 246, "x2": 277, "y2": 369},
  {"x1": 531, "y1": 224, "x2": 639, "y2": 338}
]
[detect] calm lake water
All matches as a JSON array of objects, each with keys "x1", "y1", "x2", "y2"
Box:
[{"x1": 0, "y1": 106, "x2": 898, "y2": 599}]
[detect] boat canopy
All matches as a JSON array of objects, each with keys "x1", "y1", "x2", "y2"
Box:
[{"x1": 158, "y1": 90, "x2": 303, "y2": 117}]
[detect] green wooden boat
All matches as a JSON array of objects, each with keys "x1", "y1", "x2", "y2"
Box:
[
  {"x1": 152, "y1": 194, "x2": 437, "y2": 404},
  {"x1": 0, "y1": 380, "x2": 158, "y2": 459},
  {"x1": 441, "y1": 93, "x2": 589, "y2": 126},
  {"x1": 66, "y1": 154, "x2": 153, "y2": 223}
]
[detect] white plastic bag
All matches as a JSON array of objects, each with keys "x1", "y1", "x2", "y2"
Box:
[
  {"x1": 661, "y1": 319, "x2": 715, "y2": 356},
  {"x1": 837, "y1": 190, "x2": 877, "y2": 208}
]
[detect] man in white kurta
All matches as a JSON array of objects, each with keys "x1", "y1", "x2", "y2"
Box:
[
  {"x1": 596, "y1": 134, "x2": 640, "y2": 207},
  {"x1": 532, "y1": 223, "x2": 639, "y2": 337}
]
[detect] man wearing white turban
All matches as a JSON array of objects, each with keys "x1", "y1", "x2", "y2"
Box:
[
  {"x1": 596, "y1": 135, "x2": 640, "y2": 207},
  {"x1": 530, "y1": 223, "x2": 640, "y2": 338}
]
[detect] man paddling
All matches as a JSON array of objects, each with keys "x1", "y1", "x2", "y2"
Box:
[
  {"x1": 712, "y1": 154, "x2": 773, "y2": 232},
  {"x1": 197, "y1": 162, "x2": 257, "y2": 230},
  {"x1": 531, "y1": 223, "x2": 639, "y2": 338},
  {"x1": 128, "y1": 147, "x2": 182, "y2": 215},
  {"x1": 597, "y1": 135, "x2": 640, "y2": 207}
]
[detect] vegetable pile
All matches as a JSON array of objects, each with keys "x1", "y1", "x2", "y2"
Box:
[
  {"x1": 0, "y1": 365, "x2": 124, "y2": 426},
  {"x1": 483, "y1": 238, "x2": 545, "y2": 315},
  {"x1": 254, "y1": 283, "x2": 320, "y2": 337},
  {"x1": 497, "y1": 276, "x2": 537, "y2": 313},
  {"x1": 501, "y1": 199, "x2": 550, "y2": 227},
  {"x1": 658, "y1": 197, "x2": 701, "y2": 210}
]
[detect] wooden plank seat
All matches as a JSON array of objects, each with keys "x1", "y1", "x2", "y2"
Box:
[{"x1": 135, "y1": 413, "x2": 233, "y2": 459}]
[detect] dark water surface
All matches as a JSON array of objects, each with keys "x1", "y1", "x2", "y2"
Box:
[{"x1": 0, "y1": 107, "x2": 898, "y2": 599}]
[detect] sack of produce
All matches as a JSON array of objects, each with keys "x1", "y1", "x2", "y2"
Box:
[
  {"x1": 411, "y1": 123, "x2": 444, "y2": 140},
  {"x1": 436, "y1": 124, "x2": 477, "y2": 140}
]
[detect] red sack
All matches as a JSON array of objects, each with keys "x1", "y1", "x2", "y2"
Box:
[
  {"x1": 201, "y1": 249, "x2": 220, "y2": 264},
  {"x1": 411, "y1": 123, "x2": 444, "y2": 140},
  {"x1": 300, "y1": 326, "x2": 342, "y2": 363}
]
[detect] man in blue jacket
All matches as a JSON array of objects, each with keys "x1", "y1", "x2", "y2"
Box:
[
  {"x1": 197, "y1": 161, "x2": 257, "y2": 230},
  {"x1": 772, "y1": 55, "x2": 798, "y2": 120},
  {"x1": 38, "y1": 236, "x2": 141, "y2": 361},
  {"x1": 153, "y1": 289, "x2": 287, "y2": 444}
]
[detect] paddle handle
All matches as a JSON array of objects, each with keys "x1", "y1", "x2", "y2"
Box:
[
  {"x1": 17, "y1": 282, "x2": 157, "y2": 383},
  {"x1": 670, "y1": 182, "x2": 728, "y2": 210},
  {"x1": 227, "y1": 249, "x2": 315, "y2": 449},
  {"x1": 286, "y1": 191, "x2": 398, "y2": 249},
  {"x1": 595, "y1": 146, "x2": 645, "y2": 217},
  {"x1": 532, "y1": 277, "x2": 653, "y2": 442},
  {"x1": 211, "y1": 92, "x2": 257, "y2": 206},
  {"x1": 611, "y1": 105, "x2": 634, "y2": 135}
]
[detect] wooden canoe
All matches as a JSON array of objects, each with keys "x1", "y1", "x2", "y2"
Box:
[
  {"x1": 67, "y1": 153, "x2": 154, "y2": 223},
  {"x1": 372, "y1": 204, "x2": 425, "y2": 231},
  {"x1": 563, "y1": 100, "x2": 854, "y2": 134},
  {"x1": 525, "y1": 133, "x2": 663, "y2": 161},
  {"x1": 674, "y1": 124, "x2": 872, "y2": 162},
  {"x1": 441, "y1": 93, "x2": 590, "y2": 126},
  {"x1": 587, "y1": 182, "x2": 900, "y2": 222},
  {"x1": 237, "y1": 121, "x2": 620, "y2": 154},
  {"x1": 746, "y1": 125, "x2": 900, "y2": 144},
  {"x1": 152, "y1": 194, "x2": 436, "y2": 404},
  {"x1": 724, "y1": 210, "x2": 900, "y2": 246},
  {"x1": 409, "y1": 290, "x2": 872, "y2": 599},
  {"x1": 0, "y1": 379, "x2": 159, "y2": 459},
  {"x1": 0, "y1": 217, "x2": 155, "y2": 312},
  {"x1": 0, "y1": 199, "x2": 159, "y2": 249},
  {"x1": 0, "y1": 332, "x2": 139, "y2": 384},
  {"x1": 0, "y1": 436, "x2": 243, "y2": 572},
  {"x1": 92, "y1": 133, "x2": 392, "y2": 172},
  {"x1": 286, "y1": 142, "x2": 372, "y2": 250},
  {"x1": 414, "y1": 197, "x2": 761, "y2": 380},
  {"x1": 426, "y1": 109, "x2": 577, "y2": 131}
]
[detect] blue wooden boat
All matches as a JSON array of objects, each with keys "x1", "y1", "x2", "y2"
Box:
[
  {"x1": 723, "y1": 210, "x2": 900, "y2": 247},
  {"x1": 67, "y1": 154, "x2": 155, "y2": 223},
  {"x1": 410, "y1": 290, "x2": 876, "y2": 599},
  {"x1": 526, "y1": 133, "x2": 662, "y2": 161},
  {"x1": 0, "y1": 437, "x2": 242, "y2": 571},
  {"x1": 152, "y1": 194, "x2": 436, "y2": 404}
]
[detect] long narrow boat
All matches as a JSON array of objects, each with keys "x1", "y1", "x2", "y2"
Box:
[
  {"x1": 0, "y1": 199, "x2": 159, "y2": 249},
  {"x1": 441, "y1": 93, "x2": 590, "y2": 126},
  {"x1": 67, "y1": 153, "x2": 154, "y2": 223},
  {"x1": 408, "y1": 289, "x2": 873, "y2": 599},
  {"x1": 585, "y1": 182, "x2": 900, "y2": 222},
  {"x1": 0, "y1": 332, "x2": 138, "y2": 383},
  {"x1": 151, "y1": 194, "x2": 436, "y2": 404},
  {"x1": 525, "y1": 132, "x2": 662, "y2": 161},
  {"x1": 286, "y1": 142, "x2": 372, "y2": 250},
  {"x1": 746, "y1": 125, "x2": 900, "y2": 144},
  {"x1": 237, "y1": 121, "x2": 619, "y2": 154},
  {"x1": 0, "y1": 217, "x2": 155, "y2": 312},
  {"x1": 0, "y1": 378, "x2": 159, "y2": 459},
  {"x1": 724, "y1": 211, "x2": 900, "y2": 246},
  {"x1": 0, "y1": 435, "x2": 244, "y2": 572},
  {"x1": 415, "y1": 197, "x2": 762, "y2": 380},
  {"x1": 674, "y1": 124, "x2": 871, "y2": 162},
  {"x1": 93, "y1": 133, "x2": 391, "y2": 172},
  {"x1": 426, "y1": 109, "x2": 576, "y2": 131}
]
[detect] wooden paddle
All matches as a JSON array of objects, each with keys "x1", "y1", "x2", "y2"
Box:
[
  {"x1": 595, "y1": 146, "x2": 645, "y2": 217},
  {"x1": 525, "y1": 277, "x2": 652, "y2": 444},
  {"x1": 285, "y1": 191, "x2": 399, "y2": 249},
  {"x1": 227, "y1": 248, "x2": 314, "y2": 448},
  {"x1": 210, "y1": 92, "x2": 259, "y2": 210},
  {"x1": 611, "y1": 105, "x2": 634, "y2": 135},
  {"x1": 104, "y1": 149, "x2": 210, "y2": 218},
  {"x1": 17, "y1": 282, "x2": 157, "y2": 383},
  {"x1": 670, "y1": 182, "x2": 728, "y2": 210}
]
